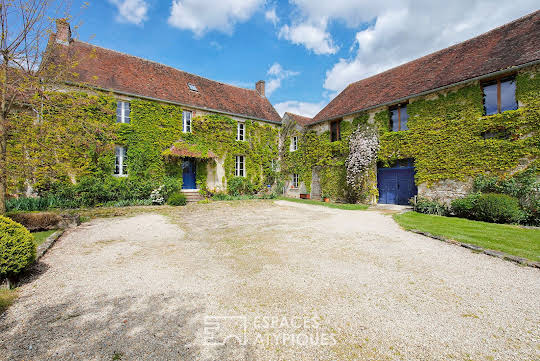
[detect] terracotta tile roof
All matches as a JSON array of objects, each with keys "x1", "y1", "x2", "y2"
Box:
[
  {"x1": 47, "y1": 40, "x2": 281, "y2": 123},
  {"x1": 312, "y1": 10, "x2": 540, "y2": 123},
  {"x1": 283, "y1": 112, "x2": 312, "y2": 126}
]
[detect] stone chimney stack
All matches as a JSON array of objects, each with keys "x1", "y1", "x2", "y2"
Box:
[
  {"x1": 256, "y1": 80, "x2": 265, "y2": 97},
  {"x1": 55, "y1": 19, "x2": 71, "y2": 45}
]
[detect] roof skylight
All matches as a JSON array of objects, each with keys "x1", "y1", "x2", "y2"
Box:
[{"x1": 188, "y1": 83, "x2": 198, "y2": 92}]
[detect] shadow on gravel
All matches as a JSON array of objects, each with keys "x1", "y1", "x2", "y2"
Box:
[
  {"x1": 14, "y1": 261, "x2": 51, "y2": 288},
  {"x1": 0, "y1": 290, "x2": 257, "y2": 360},
  {"x1": 0, "y1": 292, "x2": 204, "y2": 360}
]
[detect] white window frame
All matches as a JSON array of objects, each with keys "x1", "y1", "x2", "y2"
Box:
[
  {"x1": 183, "y1": 110, "x2": 192, "y2": 133},
  {"x1": 291, "y1": 136, "x2": 298, "y2": 152},
  {"x1": 235, "y1": 155, "x2": 245, "y2": 177},
  {"x1": 237, "y1": 122, "x2": 245, "y2": 141},
  {"x1": 114, "y1": 146, "x2": 128, "y2": 176},
  {"x1": 116, "y1": 101, "x2": 130, "y2": 124},
  {"x1": 292, "y1": 174, "x2": 299, "y2": 188}
]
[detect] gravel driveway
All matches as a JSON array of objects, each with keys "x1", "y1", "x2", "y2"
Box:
[{"x1": 1, "y1": 200, "x2": 538, "y2": 360}]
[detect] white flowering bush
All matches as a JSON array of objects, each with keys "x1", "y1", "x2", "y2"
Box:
[
  {"x1": 346, "y1": 127, "x2": 379, "y2": 187},
  {"x1": 150, "y1": 186, "x2": 165, "y2": 205}
]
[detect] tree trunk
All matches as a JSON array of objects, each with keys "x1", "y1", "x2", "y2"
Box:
[{"x1": 0, "y1": 55, "x2": 7, "y2": 215}]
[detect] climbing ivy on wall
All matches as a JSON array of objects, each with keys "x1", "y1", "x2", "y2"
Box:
[
  {"x1": 184, "y1": 114, "x2": 279, "y2": 189},
  {"x1": 378, "y1": 70, "x2": 540, "y2": 185},
  {"x1": 7, "y1": 92, "x2": 279, "y2": 196},
  {"x1": 7, "y1": 91, "x2": 117, "y2": 193},
  {"x1": 281, "y1": 68, "x2": 540, "y2": 203}
]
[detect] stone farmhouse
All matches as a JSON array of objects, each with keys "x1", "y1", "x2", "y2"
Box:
[
  {"x1": 282, "y1": 10, "x2": 539, "y2": 204},
  {"x1": 9, "y1": 11, "x2": 539, "y2": 205}
]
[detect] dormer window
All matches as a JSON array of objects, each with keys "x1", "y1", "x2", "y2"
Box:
[
  {"x1": 116, "y1": 101, "x2": 130, "y2": 123},
  {"x1": 188, "y1": 83, "x2": 198, "y2": 92}
]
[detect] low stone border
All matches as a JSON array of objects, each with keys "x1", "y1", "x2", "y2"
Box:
[
  {"x1": 409, "y1": 229, "x2": 540, "y2": 269},
  {"x1": 36, "y1": 230, "x2": 65, "y2": 261}
]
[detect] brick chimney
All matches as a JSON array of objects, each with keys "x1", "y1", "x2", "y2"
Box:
[
  {"x1": 256, "y1": 80, "x2": 265, "y2": 97},
  {"x1": 55, "y1": 19, "x2": 71, "y2": 45}
]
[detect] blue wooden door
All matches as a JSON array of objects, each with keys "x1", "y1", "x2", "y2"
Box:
[
  {"x1": 182, "y1": 159, "x2": 197, "y2": 189},
  {"x1": 378, "y1": 162, "x2": 417, "y2": 205}
]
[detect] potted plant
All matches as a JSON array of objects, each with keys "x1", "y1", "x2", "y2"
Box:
[{"x1": 322, "y1": 193, "x2": 330, "y2": 203}]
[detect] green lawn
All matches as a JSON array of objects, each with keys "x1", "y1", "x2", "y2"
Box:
[
  {"x1": 393, "y1": 212, "x2": 540, "y2": 262},
  {"x1": 32, "y1": 230, "x2": 58, "y2": 247},
  {"x1": 277, "y1": 197, "x2": 369, "y2": 210}
]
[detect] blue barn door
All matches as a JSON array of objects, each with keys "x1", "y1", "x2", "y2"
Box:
[
  {"x1": 377, "y1": 160, "x2": 417, "y2": 205},
  {"x1": 182, "y1": 159, "x2": 197, "y2": 189}
]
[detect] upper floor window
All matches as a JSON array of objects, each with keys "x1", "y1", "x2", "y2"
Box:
[
  {"x1": 390, "y1": 105, "x2": 408, "y2": 131},
  {"x1": 183, "y1": 110, "x2": 192, "y2": 133},
  {"x1": 292, "y1": 174, "x2": 299, "y2": 188},
  {"x1": 482, "y1": 76, "x2": 517, "y2": 116},
  {"x1": 116, "y1": 101, "x2": 130, "y2": 123},
  {"x1": 330, "y1": 120, "x2": 341, "y2": 141},
  {"x1": 235, "y1": 155, "x2": 245, "y2": 177},
  {"x1": 114, "y1": 146, "x2": 128, "y2": 176},
  {"x1": 237, "y1": 122, "x2": 245, "y2": 141},
  {"x1": 291, "y1": 136, "x2": 298, "y2": 151}
]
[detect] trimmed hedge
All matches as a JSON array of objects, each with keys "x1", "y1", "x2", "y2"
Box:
[
  {"x1": 451, "y1": 193, "x2": 524, "y2": 224},
  {"x1": 0, "y1": 216, "x2": 36, "y2": 279}
]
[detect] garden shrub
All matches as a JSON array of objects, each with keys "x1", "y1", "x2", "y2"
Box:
[
  {"x1": 410, "y1": 197, "x2": 450, "y2": 216},
  {"x1": 227, "y1": 176, "x2": 255, "y2": 196},
  {"x1": 473, "y1": 193, "x2": 525, "y2": 224},
  {"x1": 167, "y1": 193, "x2": 187, "y2": 206},
  {"x1": 8, "y1": 212, "x2": 62, "y2": 232},
  {"x1": 0, "y1": 216, "x2": 36, "y2": 280},
  {"x1": 451, "y1": 193, "x2": 481, "y2": 219}
]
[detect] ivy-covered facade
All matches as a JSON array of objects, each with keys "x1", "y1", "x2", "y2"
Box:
[
  {"x1": 7, "y1": 15, "x2": 540, "y2": 207},
  {"x1": 7, "y1": 20, "x2": 281, "y2": 198},
  {"x1": 282, "y1": 66, "x2": 539, "y2": 204},
  {"x1": 280, "y1": 12, "x2": 539, "y2": 205}
]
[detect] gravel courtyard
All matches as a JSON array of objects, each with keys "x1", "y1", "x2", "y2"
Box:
[{"x1": 0, "y1": 200, "x2": 538, "y2": 360}]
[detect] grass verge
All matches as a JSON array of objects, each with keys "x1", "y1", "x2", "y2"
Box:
[
  {"x1": 32, "y1": 230, "x2": 58, "y2": 247},
  {"x1": 277, "y1": 197, "x2": 369, "y2": 210},
  {"x1": 0, "y1": 288, "x2": 18, "y2": 314},
  {"x1": 393, "y1": 212, "x2": 540, "y2": 262}
]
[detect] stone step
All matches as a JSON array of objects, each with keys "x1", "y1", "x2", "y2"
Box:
[{"x1": 181, "y1": 189, "x2": 203, "y2": 203}]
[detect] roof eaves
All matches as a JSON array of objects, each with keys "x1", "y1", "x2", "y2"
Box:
[
  {"x1": 309, "y1": 59, "x2": 540, "y2": 126},
  {"x1": 63, "y1": 80, "x2": 282, "y2": 125}
]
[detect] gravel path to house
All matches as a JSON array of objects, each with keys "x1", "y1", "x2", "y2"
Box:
[{"x1": 0, "y1": 200, "x2": 538, "y2": 360}]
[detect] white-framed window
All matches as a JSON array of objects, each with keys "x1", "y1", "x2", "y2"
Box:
[
  {"x1": 114, "y1": 146, "x2": 128, "y2": 176},
  {"x1": 235, "y1": 155, "x2": 245, "y2": 177},
  {"x1": 183, "y1": 110, "x2": 192, "y2": 133},
  {"x1": 290, "y1": 136, "x2": 298, "y2": 151},
  {"x1": 116, "y1": 101, "x2": 130, "y2": 123},
  {"x1": 237, "y1": 122, "x2": 245, "y2": 141},
  {"x1": 292, "y1": 174, "x2": 299, "y2": 188}
]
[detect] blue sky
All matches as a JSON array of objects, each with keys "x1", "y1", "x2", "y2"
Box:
[{"x1": 69, "y1": 1, "x2": 538, "y2": 117}]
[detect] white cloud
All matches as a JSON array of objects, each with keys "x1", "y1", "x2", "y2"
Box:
[
  {"x1": 265, "y1": 8, "x2": 279, "y2": 26},
  {"x1": 320, "y1": 1, "x2": 537, "y2": 93},
  {"x1": 109, "y1": 0, "x2": 148, "y2": 25},
  {"x1": 273, "y1": 100, "x2": 325, "y2": 118},
  {"x1": 266, "y1": 63, "x2": 299, "y2": 97},
  {"x1": 168, "y1": 0, "x2": 264, "y2": 36},
  {"x1": 278, "y1": 22, "x2": 338, "y2": 55}
]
